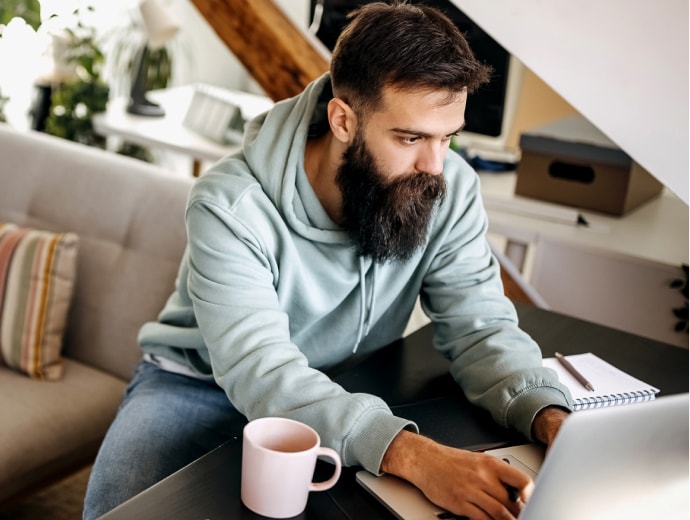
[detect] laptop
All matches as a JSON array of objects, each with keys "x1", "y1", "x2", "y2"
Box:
[{"x1": 357, "y1": 393, "x2": 689, "y2": 520}]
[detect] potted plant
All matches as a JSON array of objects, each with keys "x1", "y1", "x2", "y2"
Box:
[
  {"x1": 671, "y1": 264, "x2": 688, "y2": 334},
  {"x1": 0, "y1": 88, "x2": 8, "y2": 122},
  {"x1": 43, "y1": 6, "x2": 109, "y2": 148}
]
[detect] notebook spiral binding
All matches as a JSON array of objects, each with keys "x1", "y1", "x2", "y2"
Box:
[{"x1": 572, "y1": 389, "x2": 657, "y2": 410}]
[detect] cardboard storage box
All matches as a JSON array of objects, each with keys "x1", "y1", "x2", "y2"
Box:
[{"x1": 515, "y1": 116, "x2": 663, "y2": 215}]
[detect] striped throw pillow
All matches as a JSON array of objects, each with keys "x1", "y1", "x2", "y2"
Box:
[{"x1": 0, "y1": 223, "x2": 79, "y2": 380}]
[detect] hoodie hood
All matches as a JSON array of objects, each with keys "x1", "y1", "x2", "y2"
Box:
[
  {"x1": 241, "y1": 73, "x2": 373, "y2": 352},
  {"x1": 242, "y1": 73, "x2": 347, "y2": 246}
]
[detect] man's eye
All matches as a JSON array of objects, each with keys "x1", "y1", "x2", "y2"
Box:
[{"x1": 402, "y1": 136, "x2": 421, "y2": 144}]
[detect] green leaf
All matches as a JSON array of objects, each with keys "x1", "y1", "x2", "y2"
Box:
[{"x1": 0, "y1": 0, "x2": 41, "y2": 32}]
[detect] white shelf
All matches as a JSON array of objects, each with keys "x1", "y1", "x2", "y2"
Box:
[
  {"x1": 479, "y1": 171, "x2": 688, "y2": 268},
  {"x1": 480, "y1": 171, "x2": 688, "y2": 348},
  {"x1": 93, "y1": 85, "x2": 274, "y2": 165}
]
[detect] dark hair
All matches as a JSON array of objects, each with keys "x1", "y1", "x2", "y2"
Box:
[{"x1": 330, "y1": 1, "x2": 491, "y2": 114}]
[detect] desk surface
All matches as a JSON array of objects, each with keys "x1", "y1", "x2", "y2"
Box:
[
  {"x1": 100, "y1": 303, "x2": 688, "y2": 520},
  {"x1": 92, "y1": 86, "x2": 273, "y2": 163}
]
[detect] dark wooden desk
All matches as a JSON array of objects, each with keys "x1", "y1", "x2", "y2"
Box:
[{"x1": 100, "y1": 303, "x2": 688, "y2": 519}]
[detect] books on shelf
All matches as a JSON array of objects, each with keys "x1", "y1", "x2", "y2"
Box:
[{"x1": 543, "y1": 353, "x2": 660, "y2": 411}]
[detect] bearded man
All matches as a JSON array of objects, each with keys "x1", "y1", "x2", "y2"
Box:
[{"x1": 84, "y1": 3, "x2": 572, "y2": 519}]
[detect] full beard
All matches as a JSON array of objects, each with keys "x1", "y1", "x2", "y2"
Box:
[{"x1": 335, "y1": 133, "x2": 447, "y2": 264}]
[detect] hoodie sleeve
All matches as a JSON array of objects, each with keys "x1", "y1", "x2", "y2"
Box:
[
  {"x1": 185, "y1": 189, "x2": 415, "y2": 474},
  {"x1": 420, "y1": 167, "x2": 573, "y2": 439}
]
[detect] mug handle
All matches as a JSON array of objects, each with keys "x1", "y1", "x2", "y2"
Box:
[{"x1": 309, "y1": 447, "x2": 342, "y2": 492}]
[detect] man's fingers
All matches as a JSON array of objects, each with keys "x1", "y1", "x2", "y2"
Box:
[
  {"x1": 492, "y1": 454, "x2": 534, "y2": 499},
  {"x1": 483, "y1": 455, "x2": 534, "y2": 517},
  {"x1": 460, "y1": 462, "x2": 526, "y2": 519},
  {"x1": 403, "y1": 443, "x2": 534, "y2": 519},
  {"x1": 465, "y1": 488, "x2": 520, "y2": 520},
  {"x1": 505, "y1": 485, "x2": 520, "y2": 502}
]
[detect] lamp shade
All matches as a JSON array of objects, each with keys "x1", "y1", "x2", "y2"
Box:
[{"x1": 139, "y1": 0, "x2": 180, "y2": 50}]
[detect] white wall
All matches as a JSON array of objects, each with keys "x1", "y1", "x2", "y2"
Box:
[
  {"x1": 177, "y1": 0, "x2": 690, "y2": 204},
  {"x1": 452, "y1": 0, "x2": 689, "y2": 204}
]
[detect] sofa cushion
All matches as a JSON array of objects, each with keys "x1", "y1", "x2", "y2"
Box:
[
  {"x1": 0, "y1": 127, "x2": 193, "y2": 380},
  {"x1": 0, "y1": 359, "x2": 127, "y2": 504},
  {"x1": 0, "y1": 223, "x2": 79, "y2": 380}
]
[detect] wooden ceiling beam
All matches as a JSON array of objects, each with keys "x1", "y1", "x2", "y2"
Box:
[{"x1": 188, "y1": 0, "x2": 330, "y2": 101}]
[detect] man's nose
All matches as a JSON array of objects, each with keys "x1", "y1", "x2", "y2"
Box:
[{"x1": 416, "y1": 142, "x2": 445, "y2": 176}]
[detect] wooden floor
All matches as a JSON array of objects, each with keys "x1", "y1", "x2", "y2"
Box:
[{"x1": 0, "y1": 467, "x2": 90, "y2": 520}]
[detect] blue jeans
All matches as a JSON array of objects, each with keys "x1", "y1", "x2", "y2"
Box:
[{"x1": 83, "y1": 360, "x2": 246, "y2": 519}]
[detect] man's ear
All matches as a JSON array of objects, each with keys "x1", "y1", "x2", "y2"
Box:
[{"x1": 328, "y1": 98, "x2": 358, "y2": 144}]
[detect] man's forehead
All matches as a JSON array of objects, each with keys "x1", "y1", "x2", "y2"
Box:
[
  {"x1": 369, "y1": 85, "x2": 467, "y2": 133},
  {"x1": 381, "y1": 84, "x2": 468, "y2": 108}
]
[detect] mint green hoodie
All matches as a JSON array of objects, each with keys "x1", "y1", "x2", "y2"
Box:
[{"x1": 139, "y1": 74, "x2": 572, "y2": 474}]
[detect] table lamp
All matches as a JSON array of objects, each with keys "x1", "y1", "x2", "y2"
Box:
[{"x1": 127, "y1": 0, "x2": 179, "y2": 117}]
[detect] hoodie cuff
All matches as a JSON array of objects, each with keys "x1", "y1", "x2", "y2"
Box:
[
  {"x1": 344, "y1": 408, "x2": 419, "y2": 475},
  {"x1": 507, "y1": 386, "x2": 573, "y2": 441}
]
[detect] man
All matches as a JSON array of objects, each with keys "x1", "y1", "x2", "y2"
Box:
[{"x1": 84, "y1": 3, "x2": 572, "y2": 519}]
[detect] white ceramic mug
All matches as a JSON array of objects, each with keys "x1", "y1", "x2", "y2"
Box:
[{"x1": 241, "y1": 417, "x2": 342, "y2": 518}]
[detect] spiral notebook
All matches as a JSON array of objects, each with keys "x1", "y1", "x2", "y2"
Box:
[{"x1": 543, "y1": 353, "x2": 660, "y2": 410}]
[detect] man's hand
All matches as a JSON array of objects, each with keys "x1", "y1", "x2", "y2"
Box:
[
  {"x1": 531, "y1": 406, "x2": 570, "y2": 447},
  {"x1": 381, "y1": 430, "x2": 534, "y2": 520}
]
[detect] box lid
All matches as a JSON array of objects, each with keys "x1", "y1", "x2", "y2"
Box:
[{"x1": 519, "y1": 115, "x2": 631, "y2": 168}]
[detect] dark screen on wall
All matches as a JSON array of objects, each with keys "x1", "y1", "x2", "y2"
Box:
[{"x1": 309, "y1": 0, "x2": 511, "y2": 138}]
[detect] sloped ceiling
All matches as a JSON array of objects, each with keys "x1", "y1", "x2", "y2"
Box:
[
  {"x1": 453, "y1": 0, "x2": 689, "y2": 204},
  {"x1": 188, "y1": 0, "x2": 329, "y2": 101}
]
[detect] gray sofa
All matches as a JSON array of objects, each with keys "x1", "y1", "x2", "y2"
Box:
[{"x1": 0, "y1": 124, "x2": 193, "y2": 509}]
